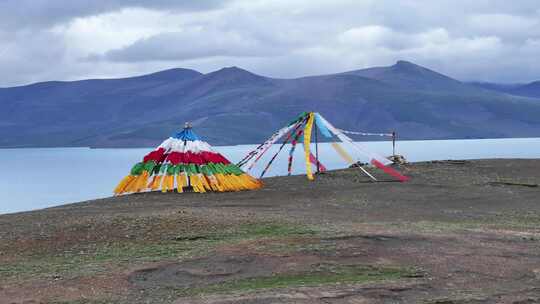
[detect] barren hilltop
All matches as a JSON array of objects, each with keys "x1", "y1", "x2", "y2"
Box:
[{"x1": 1, "y1": 159, "x2": 540, "y2": 303}]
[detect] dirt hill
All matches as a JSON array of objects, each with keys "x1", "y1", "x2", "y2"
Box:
[{"x1": 1, "y1": 159, "x2": 540, "y2": 303}]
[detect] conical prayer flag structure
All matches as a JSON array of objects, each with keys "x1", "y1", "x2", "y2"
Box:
[{"x1": 114, "y1": 123, "x2": 262, "y2": 195}]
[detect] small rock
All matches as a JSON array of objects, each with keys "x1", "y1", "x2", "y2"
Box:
[{"x1": 52, "y1": 274, "x2": 62, "y2": 281}]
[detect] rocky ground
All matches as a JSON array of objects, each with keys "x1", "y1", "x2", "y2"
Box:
[{"x1": 1, "y1": 159, "x2": 540, "y2": 304}]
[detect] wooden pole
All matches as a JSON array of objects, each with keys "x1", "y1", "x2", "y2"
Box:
[
  {"x1": 184, "y1": 138, "x2": 190, "y2": 190},
  {"x1": 183, "y1": 123, "x2": 190, "y2": 190},
  {"x1": 392, "y1": 131, "x2": 396, "y2": 157}
]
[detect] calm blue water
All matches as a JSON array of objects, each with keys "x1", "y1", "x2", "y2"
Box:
[{"x1": 1, "y1": 138, "x2": 539, "y2": 215}]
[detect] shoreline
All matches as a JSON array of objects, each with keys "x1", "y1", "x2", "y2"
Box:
[
  {"x1": 1, "y1": 157, "x2": 538, "y2": 216},
  {"x1": 0, "y1": 136, "x2": 539, "y2": 150}
]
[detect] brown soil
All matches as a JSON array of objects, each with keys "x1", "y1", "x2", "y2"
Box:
[{"x1": 1, "y1": 159, "x2": 539, "y2": 304}]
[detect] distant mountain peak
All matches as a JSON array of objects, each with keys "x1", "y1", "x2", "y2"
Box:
[
  {"x1": 129, "y1": 68, "x2": 203, "y2": 81},
  {"x1": 339, "y1": 60, "x2": 474, "y2": 92},
  {"x1": 344, "y1": 60, "x2": 436, "y2": 76},
  {"x1": 511, "y1": 80, "x2": 540, "y2": 98},
  {"x1": 211, "y1": 66, "x2": 259, "y2": 76},
  {"x1": 221, "y1": 66, "x2": 244, "y2": 71},
  {"x1": 391, "y1": 60, "x2": 437, "y2": 74},
  {"x1": 470, "y1": 79, "x2": 540, "y2": 98},
  {"x1": 394, "y1": 60, "x2": 417, "y2": 67},
  {"x1": 201, "y1": 66, "x2": 269, "y2": 85}
]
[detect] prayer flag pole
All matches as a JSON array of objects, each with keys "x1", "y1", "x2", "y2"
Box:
[
  {"x1": 315, "y1": 118, "x2": 320, "y2": 173},
  {"x1": 392, "y1": 131, "x2": 396, "y2": 157}
]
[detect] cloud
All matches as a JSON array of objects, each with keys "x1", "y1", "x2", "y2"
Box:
[
  {"x1": 1, "y1": 0, "x2": 540, "y2": 86},
  {"x1": 99, "y1": 28, "x2": 287, "y2": 62},
  {"x1": 0, "y1": 0, "x2": 228, "y2": 30},
  {"x1": 338, "y1": 26, "x2": 394, "y2": 48},
  {"x1": 467, "y1": 13, "x2": 540, "y2": 41}
]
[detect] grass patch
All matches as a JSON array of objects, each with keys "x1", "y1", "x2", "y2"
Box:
[
  {"x1": 256, "y1": 239, "x2": 337, "y2": 255},
  {"x1": 382, "y1": 212, "x2": 540, "y2": 234},
  {"x1": 0, "y1": 222, "x2": 318, "y2": 281},
  {"x1": 407, "y1": 215, "x2": 540, "y2": 233},
  {"x1": 0, "y1": 241, "x2": 199, "y2": 279},
  {"x1": 50, "y1": 299, "x2": 115, "y2": 304},
  {"x1": 234, "y1": 222, "x2": 317, "y2": 238},
  {"x1": 172, "y1": 222, "x2": 316, "y2": 243},
  {"x1": 177, "y1": 264, "x2": 420, "y2": 296}
]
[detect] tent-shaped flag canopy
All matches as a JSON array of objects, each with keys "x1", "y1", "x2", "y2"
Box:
[
  {"x1": 114, "y1": 123, "x2": 262, "y2": 195},
  {"x1": 238, "y1": 112, "x2": 409, "y2": 182}
]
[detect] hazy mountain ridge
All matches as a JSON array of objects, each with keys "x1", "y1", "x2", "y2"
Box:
[
  {"x1": 470, "y1": 81, "x2": 540, "y2": 99},
  {"x1": 1, "y1": 61, "x2": 540, "y2": 148}
]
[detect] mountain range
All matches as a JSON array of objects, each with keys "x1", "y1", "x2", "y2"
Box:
[
  {"x1": 1, "y1": 60, "x2": 540, "y2": 148},
  {"x1": 469, "y1": 81, "x2": 540, "y2": 99}
]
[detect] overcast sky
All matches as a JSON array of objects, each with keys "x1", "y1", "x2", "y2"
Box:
[{"x1": 1, "y1": 0, "x2": 539, "y2": 87}]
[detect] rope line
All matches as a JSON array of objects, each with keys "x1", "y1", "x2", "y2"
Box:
[
  {"x1": 259, "y1": 120, "x2": 305, "y2": 178},
  {"x1": 337, "y1": 129, "x2": 393, "y2": 137},
  {"x1": 240, "y1": 122, "x2": 298, "y2": 170}
]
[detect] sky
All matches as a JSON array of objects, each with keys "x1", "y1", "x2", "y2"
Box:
[{"x1": 1, "y1": 0, "x2": 539, "y2": 87}]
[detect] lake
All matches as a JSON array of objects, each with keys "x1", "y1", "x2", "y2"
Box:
[{"x1": 1, "y1": 137, "x2": 539, "y2": 215}]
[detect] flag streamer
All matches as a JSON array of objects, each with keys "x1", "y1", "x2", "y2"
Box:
[
  {"x1": 260, "y1": 120, "x2": 305, "y2": 178},
  {"x1": 242, "y1": 112, "x2": 409, "y2": 183},
  {"x1": 303, "y1": 113, "x2": 315, "y2": 180},
  {"x1": 242, "y1": 123, "x2": 298, "y2": 171},
  {"x1": 287, "y1": 128, "x2": 304, "y2": 176},
  {"x1": 331, "y1": 142, "x2": 354, "y2": 164},
  {"x1": 309, "y1": 152, "x2": 326, "y2": 172}
]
